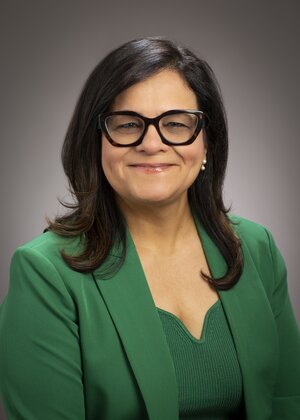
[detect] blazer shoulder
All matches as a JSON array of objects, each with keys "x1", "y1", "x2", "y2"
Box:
[
  {"x1": 11, "y1": 232, "x2": 84, "y2": 281},
  {"x1": 9, "y1": 231, "x2": 88, "y2": 298},
  {"x1": 15, "y1": 231, "x2": 83, "y2": 260},
  {"x1": 228, "y1": 213, "x2": 288, "y2": 299},
  {"x1": 228, "y1": 213, "x2": 272, "y2": 248},
  {"x1": 228, "y1": 213, "x2": 279, "y2": 272}
]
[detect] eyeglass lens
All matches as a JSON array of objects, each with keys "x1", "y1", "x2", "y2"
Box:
[{"x1": 105, "y1": 112, "x2": 200, "y2": 145}]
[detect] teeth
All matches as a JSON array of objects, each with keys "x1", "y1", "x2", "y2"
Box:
[{"x1": 130, "y1": 164, "x2": 173, "y2": 173}]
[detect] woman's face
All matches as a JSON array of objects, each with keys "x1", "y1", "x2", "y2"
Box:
[{"x1": 101, "y1": 69, "x2": 207, "y2": 209}]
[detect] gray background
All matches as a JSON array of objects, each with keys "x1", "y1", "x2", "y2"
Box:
[{"x1": 0, "y1": 0, "x2": 299, "y2": 418}]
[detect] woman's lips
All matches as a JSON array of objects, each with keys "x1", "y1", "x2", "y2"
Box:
[{"x1": 129, "y1": 164, "x2": 175, "y2": 173}]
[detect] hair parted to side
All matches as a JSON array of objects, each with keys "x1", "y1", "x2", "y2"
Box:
[{"x1": 46, "y1": 36, "x2": 243, "y2": 290}]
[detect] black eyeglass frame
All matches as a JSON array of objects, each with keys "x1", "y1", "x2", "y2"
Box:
[{"x1": 97, "y1": 109, "x2": 207, "y2": 147}]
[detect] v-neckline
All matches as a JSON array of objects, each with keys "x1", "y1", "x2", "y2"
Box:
[
  {"x1": 156, "y1": 299, "x2": 221, "y2": 343},
  {"x1": 129, "y1": 209, "x2": 220, "y2": 344}
]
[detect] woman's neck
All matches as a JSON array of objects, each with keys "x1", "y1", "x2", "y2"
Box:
[{"x1": 117, "y1": 195, "x2": 196, "y2": 255}]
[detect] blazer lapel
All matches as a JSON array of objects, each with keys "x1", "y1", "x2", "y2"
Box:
[
  {"x1": 195, "y1": 217, "x2": 278, "y2": 420},
  {"x1": 93, "y1": 230, "x2": 179, "y2": 420}
]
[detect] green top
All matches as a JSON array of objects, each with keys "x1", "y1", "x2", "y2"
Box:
[{"x1": 157, "y1": 300, "x2": 243, "y2": 419}]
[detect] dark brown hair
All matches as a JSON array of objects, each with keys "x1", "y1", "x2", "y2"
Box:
[{"x1": 46, "y1": 36, "x2": 243, "y2": 290}]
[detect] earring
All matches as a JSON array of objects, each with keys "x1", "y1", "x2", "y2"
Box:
[{"x1": 201, "y1": 158, "x2": 207, "y2": 171}]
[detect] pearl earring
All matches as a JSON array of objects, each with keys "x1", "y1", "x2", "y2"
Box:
[{"x1": 201, "y1": 158, "x2": 207, "y2": 171}]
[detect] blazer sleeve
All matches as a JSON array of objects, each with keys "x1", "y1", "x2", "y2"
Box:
[
  {"x1": 264, "y1": 228, "x2": 300, "y2": 419},
  {"x1": 0, "y1": 246, "x2": 86, "y2": 419}
]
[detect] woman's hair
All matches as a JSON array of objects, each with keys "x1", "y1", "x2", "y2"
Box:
[{"x1": 46, "y1": 36, "x2": 243, "y2": 290}]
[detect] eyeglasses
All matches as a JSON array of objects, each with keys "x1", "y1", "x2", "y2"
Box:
[{"x1": 97, "y1": 109, "x2": 207, "y2": 147}]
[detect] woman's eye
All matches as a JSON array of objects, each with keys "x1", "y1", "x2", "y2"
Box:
[
  {"x1": 165, "y1": 122, "x2": 188, "y2": 128},
  {"x1": 118, "y1": 122, "x2": 141, "y2": 129},
  {"x1": 116, "y1": 121, "x2": 141, "y2": 130}
]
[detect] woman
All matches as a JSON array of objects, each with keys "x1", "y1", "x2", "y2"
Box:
[{"x1": 0, "y1": 36, "x2": 299, "y2": 420}]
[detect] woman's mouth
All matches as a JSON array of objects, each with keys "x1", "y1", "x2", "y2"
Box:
[{"x1": 129, "y1": 164, "x2": 175, "y2": 173}]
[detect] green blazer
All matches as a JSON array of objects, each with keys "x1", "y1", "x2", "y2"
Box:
[{"x1": 0, "y1": 214, "x2": 299, "y2": 420}]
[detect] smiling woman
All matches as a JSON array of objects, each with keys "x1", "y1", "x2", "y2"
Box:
[
  {"x1": 0, "y1": 36, "x2": 299, "y2": 420},
  {"x1": 101, "y1": 70, "x2": 207, "y2": 207}
]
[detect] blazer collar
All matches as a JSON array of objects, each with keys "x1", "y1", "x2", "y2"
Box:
[{"x1": 93, "y1": 215, "x2": 278, "y2": 420}]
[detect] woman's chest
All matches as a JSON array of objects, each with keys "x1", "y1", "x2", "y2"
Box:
[{"x1": 138, "y1": 250, "x2": 219, "y2": 341}]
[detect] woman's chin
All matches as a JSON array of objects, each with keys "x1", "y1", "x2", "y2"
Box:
[{"x1": 125, "y1": 191, "x2": 186, "y2": 208}]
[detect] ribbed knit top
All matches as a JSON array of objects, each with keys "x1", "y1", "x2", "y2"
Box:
[{"x1": 157, "y1": 300, "x2": 243, "y2": 419}]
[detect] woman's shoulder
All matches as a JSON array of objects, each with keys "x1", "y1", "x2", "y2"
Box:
[
  {"x1": 228, "y1": 212, "x2": 273, "y2": 246},
  {"x1": 8, "y1": 231, "x2": 87, "y2": 295},
  {"x1": 12, "y1": 230, "x2": 83, "y2": 264},
  {"x1": 228, "y1": 212, "x2": 285, "y2": 275}
]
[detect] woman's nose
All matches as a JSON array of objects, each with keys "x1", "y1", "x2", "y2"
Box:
[{"x1": 135, "y1": 124, "x2": 170, "y2": 154}]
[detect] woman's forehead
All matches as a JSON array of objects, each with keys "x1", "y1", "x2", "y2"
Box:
[{"x1": 110, "y1": 69, "x2": 198, "y2": 114}]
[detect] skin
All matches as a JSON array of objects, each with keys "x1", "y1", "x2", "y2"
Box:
[
  {"x1": 101, "y1": 69, "x2": 207, "y2": 252},
  {"x1": 101, "y1": 69, "x2": 219, "y2": 338}
]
